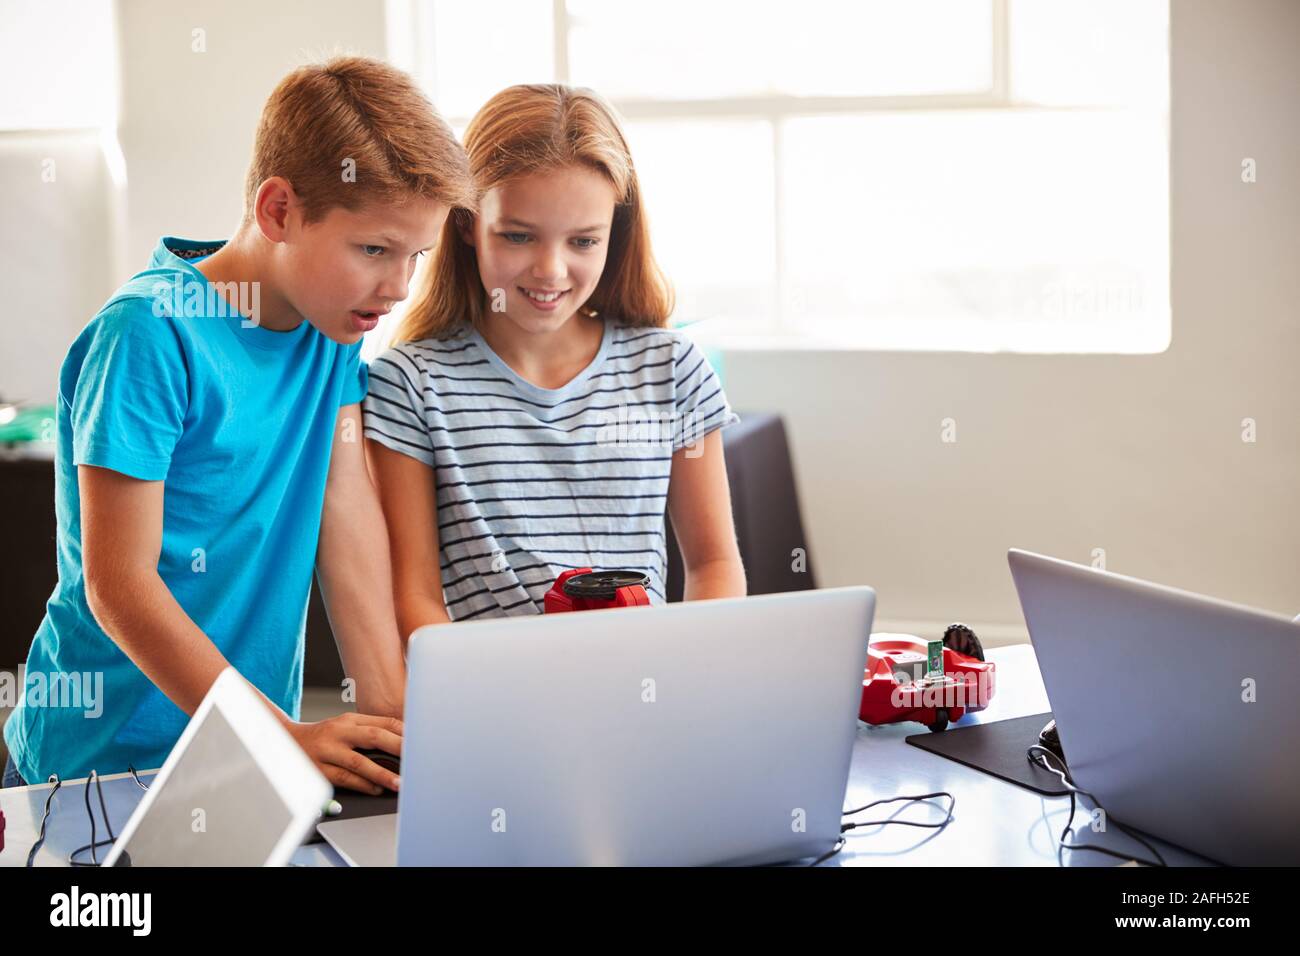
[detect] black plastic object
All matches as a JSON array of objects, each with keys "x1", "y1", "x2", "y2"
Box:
[
  {"x1": 1038, "y1": 718, "x2": 1065, "y2": 763},
  {"x1": 561, "y1": 570, "x2": 650, "y2": 601},
  {"x1": 942, "y1": 622, "x2": 985, "y2": 661}
]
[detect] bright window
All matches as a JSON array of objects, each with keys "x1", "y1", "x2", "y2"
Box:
[{"x1": 387, "y1": 0, "x2": 1170, "y2": 353}]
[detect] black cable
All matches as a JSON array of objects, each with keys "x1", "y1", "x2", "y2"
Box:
[
  {"x1": 1026, "y1": 745, "x2": 1167, "y2": 867},
  {"x1": 26, "y1": 774, "x2": 62, "y2": 867},
  {"x1": 70, "y1": 770, "x2": 121, "y2": 867},
  {"x1": 809, "y1": 836, "x2": 846, "y2": 867},
  {"x1": 841, "y1": 791, "x2": 956, "y2": 831},
  {"x1": 85, "y1": 770, "x2": 97, "y2": 862},
  {"x1": 810, "y1": 790, "x2": 958, "y2": 866},
  {"x1": 1027, "y1": 745, "x2": 1166, "y2": 865}
]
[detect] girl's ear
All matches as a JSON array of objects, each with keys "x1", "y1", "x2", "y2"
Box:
[{"x1": 456, "y1": 210, "x2": 477, "y2": 248}]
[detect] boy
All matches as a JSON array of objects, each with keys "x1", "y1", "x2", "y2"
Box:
[{"x1": 1, "y1": 56, "x2": 472, "y2": 794}]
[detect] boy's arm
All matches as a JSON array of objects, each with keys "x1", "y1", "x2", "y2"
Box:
[
  {"x1": 316, "y1": 404, "x2": 409, "y2": 717},
  {"x1": 80, "y1": 463, "x2": 402, "y2": 794},
  {"x1": 365, "y1": 435, "x2": 453, "y2": 634},
  {"x1": 667, "y1": 429, "x2": 747, "y2": 601},
  {"x1": 80, "y1": 465, "x2": 233, "y2": 714}
]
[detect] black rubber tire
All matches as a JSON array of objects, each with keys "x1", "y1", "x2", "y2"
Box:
[
  {"x1": 943, "y1": 623, "x2": 985, "y2": 661},
  {"x1": 928, "y1": 708, "x2": 950, "y2": 733}
]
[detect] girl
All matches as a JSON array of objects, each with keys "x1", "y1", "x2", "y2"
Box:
[{"x1": 363, "y1": 84, "x2": 745, "y2": 631}]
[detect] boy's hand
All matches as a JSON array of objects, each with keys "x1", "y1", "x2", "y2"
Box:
[{"x1": 284, "y1": 713, "x2": 403, "y2": 795}]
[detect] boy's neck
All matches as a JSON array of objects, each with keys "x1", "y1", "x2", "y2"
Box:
[
  {"x1": 482, "y1": 312, "x2": 605, "y2": 391},
  {"x1": 193, "y1": 233, "x2": 304, "y2": 333}
]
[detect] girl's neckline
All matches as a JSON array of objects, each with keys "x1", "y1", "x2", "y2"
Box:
[{"x1": 466, "y1": 319, "x2": 614, "y2": 405}]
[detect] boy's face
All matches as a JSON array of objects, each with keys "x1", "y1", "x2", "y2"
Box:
[
  {"x1": 468, "y1": 165, "x2": 618, "y2": 338},
  {"x1": 280, "y1": 198, "x2": 450, "y2": 344}
]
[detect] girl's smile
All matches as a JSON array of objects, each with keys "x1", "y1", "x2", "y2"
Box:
[{"x1": 518, "y1": 286, "x2": 570, "y2": 310}]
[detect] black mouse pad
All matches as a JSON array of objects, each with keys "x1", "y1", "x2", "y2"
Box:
[
  {"x1": 304, "y1": 789, "x2": 399, "y2": 844},
  {"x1": 905, "y1": 712, "x2": 1069, "y2": 796}
]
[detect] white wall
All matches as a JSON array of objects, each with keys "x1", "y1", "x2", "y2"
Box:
[
  {"x1": 0, "y1": 130, "x2": 116, "y2": 404},
  {"x1": 3, "y1": 0, "x2": 1295, "y2": 642},
  {"x1": 0, "y1": 0, "x2": 388, "y2": 404},
  {"x1": 114, "y1": 0, "x2": 388, "y2": 269},
  {"x1": 721, "y1": 0, "x2": 1300, "y2": 639}
]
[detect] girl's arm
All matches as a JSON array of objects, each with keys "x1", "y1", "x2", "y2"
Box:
[
  {"x1": 666, "y1": 429, "x2": 747, "y2": 601},
  {"x1": 316, "y1": 404, "x2": 407, "y2": 717},
  {"x1": 366, "y1": 436, "x2": 454, "y2": 636}
]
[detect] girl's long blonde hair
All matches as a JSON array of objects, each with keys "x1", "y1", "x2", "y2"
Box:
[{"x1": 391, "y1": 84, "x2": 673, "y2": 344}]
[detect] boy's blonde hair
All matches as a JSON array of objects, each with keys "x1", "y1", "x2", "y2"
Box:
[
  {"x1": 393, "y1": 83, "x2": 673, "y2": 343},
  {"x1": 244, "y1": 56, "x2": 474, "y2": 224}
]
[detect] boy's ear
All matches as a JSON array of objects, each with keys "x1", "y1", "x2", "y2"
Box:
[{"x1": 253, "y1": 176, "x2": 297, "y2": 243}]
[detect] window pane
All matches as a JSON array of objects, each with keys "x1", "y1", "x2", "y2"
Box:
[
  {"x1": 568, "y1": 0, "x2": 993, "y2": 100},
  {"x1": 623, "y1": 120, "x2": 776, "y2": 328},
  {"x1": 780, "y1": 110, "x2": 1169, "y2": 350},
  {"x1": 775, "y1": 0, "x2": 993, "y2": 97},
  {"x1": 568, "y1": 0, "x2": 775, "y2": 100},
  {"x1": 1010, "y1": 0, "x2": 1169, "y2": 108},
  {"x1": 430, "y1": 0, "x2": 554, "y2": 118}
]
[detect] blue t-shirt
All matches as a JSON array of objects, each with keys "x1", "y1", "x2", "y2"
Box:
[{"x1": 3, "y1": 236, "x2": 368, "y2": 783}]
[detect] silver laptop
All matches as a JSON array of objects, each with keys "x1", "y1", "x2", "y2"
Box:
[
  {"x1": 318, "y1": 587, "x2": 874, "y2": 866},
  {"x1": 1008, "y1": 548, "x2": 1300, "y2": 866}
]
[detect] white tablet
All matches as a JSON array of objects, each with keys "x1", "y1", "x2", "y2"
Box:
[{"x1": 103, "y1": 667, "x2": 331, "y2": 866}]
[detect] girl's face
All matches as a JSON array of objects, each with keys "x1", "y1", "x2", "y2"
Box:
[{"x1": 467, "y1": 165, "x2": 619, "y2": 338}]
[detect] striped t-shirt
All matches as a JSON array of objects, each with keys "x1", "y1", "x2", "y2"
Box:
[{"x1": 362, "y1": 320, "x2": 738, "y2": 621}]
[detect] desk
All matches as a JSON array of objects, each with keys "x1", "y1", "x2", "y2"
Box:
[
  {"x1": 0, "y1": 645, "x2": 1215, "y2": 867},
  {"x1": 833, "y1": 644, "x2": 1213, "y2": 866},
  {"x1": 1, "y1": 768, "x2": 159, "y2": 868}
]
